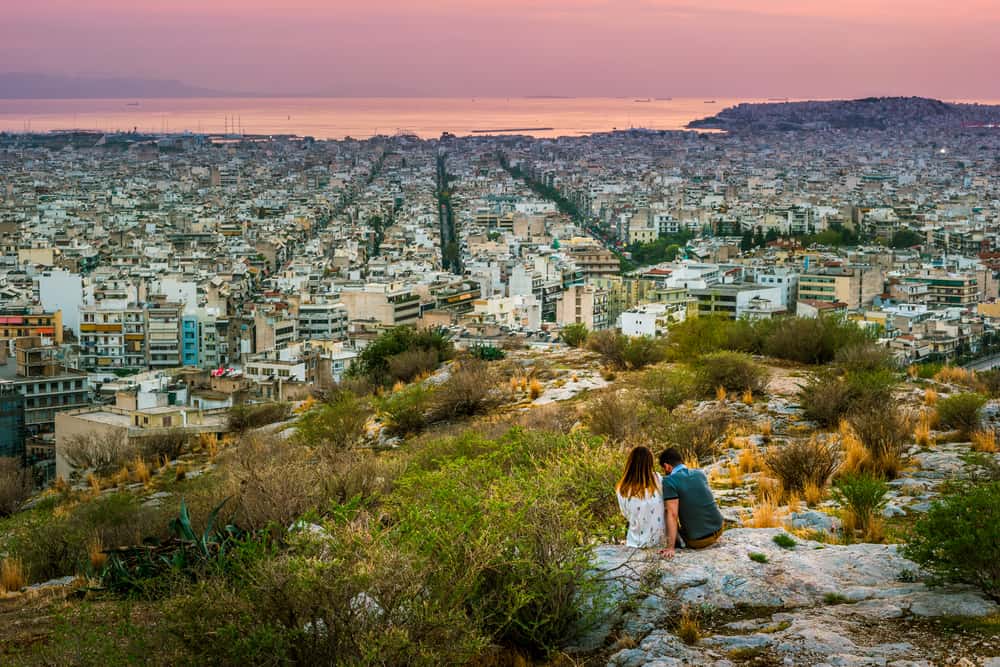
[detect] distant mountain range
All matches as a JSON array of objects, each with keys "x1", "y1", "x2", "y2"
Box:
[
  {"x1": 0, "y1": 73, "x2": 243, "y2": 99},
  {"x1": 688, "y1": 96, "x2": 1000, "y2": 132}
]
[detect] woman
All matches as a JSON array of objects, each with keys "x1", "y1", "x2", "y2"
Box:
[{"x1": 616, "y1": 445, "x2": 666, "y2": 548}]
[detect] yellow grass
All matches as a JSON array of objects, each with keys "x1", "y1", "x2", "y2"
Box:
[
  {"x1": 111, "y1": 465, "x2": 130, "y2": 487},
  {"x1": 744, "y1": 494, "x2": 782, "y2": 528},
  {"x1": 87, "y1": 473, "x2": 101, "y2": 496},
  {"x1": 53, "y1": 475, "x2": 70, "y2": 495},
  {"x1": 715, "y1": 386, "x2": 727, "y2": 402},
  {"x1": 728, "y1": 464, "x2": 743, "y2": 487},
  {"x1": 683, "y1": 454, "x2": 701, "y2": 470},
  {"x1": 755, "y1": 475, "x2": 782, "y2": 502},
  {"x1": 914, "y1": 410, "x2": 935, "y2": 448},
  {"x1": 132, "y1": 457, "x2": 151, "y2": 485},
  {"x1": 293, "y1": 396, "x2": 316, "y2": 414},
  {"x1": 760, "y1": 419, "x2": 772, "y2": 438},
  {"x1": 741, "y1": 389, "x2": 754, "y2": 405},
  {"x1": 934, "y1": 365, "x2": 977, "y2": 387},
  {"x1": 0, "y1": 558, "x2": 25, "y2": 594},
  {"x1": 737, "y1": 445, "x2": 764, "y2": 474},
  {"x1": 839, "y1": 420, "x2": 870, "y2": 475},
  {"x1": 842, "y1": 510, "x2": 885, "y2": 543},
  {"x1": 906, "y1": 364, "x2": 918, "y2": 379},
  {"x1": 923, "y1": 388, "x2": 938, "y2": 406},
  {"x1": 391, "y1": 381, "x2": 406, "y2": 393},
  {"x1": 785, "y1": 492, "x2": 803, "y2": 513},
  {"x1": 200, "y1": 432, "x2": 219, "y2": 459},
  {"x1": 971, "y1": 430, "x2": 999, "y2": 453},
  {"x1": 803, "y1": 481, "x2": 826, "y2": 507},
  {"x1": 528, "y1": 378, "x2": 543, "y2": 400},
  {"x1": 676, "y1": 606, "x2": 702, "y2": 645},
  {"x1": 88, "y1": 535, "x2": 108, "y2": 571}
]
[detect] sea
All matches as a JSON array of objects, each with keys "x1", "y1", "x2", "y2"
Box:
[{"x1": 0, "y1": 96, "x2": 766, "y2": 139}]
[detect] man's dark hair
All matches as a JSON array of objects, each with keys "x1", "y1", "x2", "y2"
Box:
[{"x1": 659, "y1": 448, "x2": 683, "y2": 467}]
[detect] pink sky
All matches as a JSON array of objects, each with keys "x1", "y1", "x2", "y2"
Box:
[{"x1": 2, "y1": 0, "x2": 998, "y2": 97}]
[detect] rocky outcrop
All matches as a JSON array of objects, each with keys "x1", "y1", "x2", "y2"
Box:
[{"x1": 583, "y1": 529, "x2": 998, "y2": 665}]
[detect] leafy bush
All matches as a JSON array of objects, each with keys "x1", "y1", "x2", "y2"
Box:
[
  {"x1": 387, "y1": 347, "x2": 441, "y2": 382},
  {"x1": 664, "y1": 408, "x2": 730, "y2": 463},
  {"x1": 0, "y1": 458, "x2": 33, "y2": 517},
  {"x1": 936, "y1": 393, "x2": 987, "y2": 438},
  {"x1": 352, "y1": 326, "x2": 454, "y2": 385},
  {"x1": 772, "y1": 533, "x2": 796, "y2": 549},
  {"x1": 832, "y1": 473, "x2": 889, "y2": 535},
  {"x1": 377, "y1": 383, "x2": 433, "y2": 436},
  {"x1": 798, "y1": 369, "x2": 897, "y2": 427},
  {"x1": 295, "y1": 392, "x2": 371, "y2": 450},
  {"x1": 587, "y1": 330, "x2": 626, "y2": 369},
  {"x1": 748, "y1": 552, "x2": 768, "y2": 563},
  {"x1": 560, "y1": 322, "x2": 589, "y2": 348},
  {"x1": 585, "y1": 391, "x2": 644, "y2": 442},
  {"x1": 428, "y1": 359, "x2": 509, "y2": 422},
  {"x1": 835, "y1": 343, "x2": 895, "y2": 373},
  {"x1": 763, "y1": 315, "x2": 872, "y2": 365},
  {"x1": 621, "y1": 336, "x2": 667, "y2": 370},
  {"x1": 468, "y1": 344, "x2": 506, "y2": 361},
  {"x1": 640, "y1": 366, "x2": 697, "y2": 410},
  {"x1": 846, "y1": 406, "x2": 909, "y2": 479},
  {"x1": 904, "y1": 482, "x2": 1000, "y2": 601},
  {"x1": 693, "y1": 351, "x2": 768, "y2": 397},
  {"x1": 666, "y1": 316, "x2": 737, "y2": 359},
  {"x1": 765, "y1": 437, "x2": 841, "y2": 495},
  {"x1": 227, "y1": 402, "x2": 292, "y2": 433}
]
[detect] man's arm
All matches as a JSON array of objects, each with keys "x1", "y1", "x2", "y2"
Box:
[{"x1": 662, "y1": 498, "x2": 679, "y2": 558}]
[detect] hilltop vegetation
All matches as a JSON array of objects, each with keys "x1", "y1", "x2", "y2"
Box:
[{"x1": 1, "y1": 318, "x2": 999, "y2": 665}]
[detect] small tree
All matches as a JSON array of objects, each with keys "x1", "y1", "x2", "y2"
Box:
[
  {"x1": 904, "y1": 482, "x2": 1000, "y2": 601},
  {"x1": 296, "y1": 392, "x2": 371, "y2": 451},
  {"x1": 587, "y1": 330, "x2": 627, "y2": 369},
  {"x1": 0, "y1": 458, "x2": 33, "y2": 517},
  {"x1": 936, "y1": 393, "x2": 987, "y2": 438},
  {"x1": 60, "y1": 432, "x2": 132, "y2": 478},
  {"x1": 560, "y1": 323, "x2": 589, "y2": 348}
]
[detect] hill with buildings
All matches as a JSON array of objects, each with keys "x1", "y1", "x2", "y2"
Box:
[{"x1": 688, "y1": 96, "x2": 1000, "y2": 132}]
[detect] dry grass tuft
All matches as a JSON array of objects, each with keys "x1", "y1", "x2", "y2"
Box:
[
  {"x1": 744, "y1": 493, "x2": 782, "y2": 528},
  {"x1": 675, "y1": 606, "x2": 701, "y2": 645},
  {"x1": 839, "y1": 420, "x2": 870, "y2": 475},
  {"x1": 715, "y1": 385, "x2": 728, "y2": 402},
  {"x1": 738, "y1": 444, "x2": 765, "y2": 474},
  {"x1": 528, "y1": 378, "x2": 543, "y2": 400},
  {"x1": 728, "y1": 464, "x2": 743, "y2": 487},
  {"x1": 741, "y1": 389, "x2": 754, "y2": 405},
  {"x1": 924, "y1": 388, "x2": 938, "y2": 406},
  {"x1": 0, "y1": 558, "x2": 25, "y2": 593},
  {"x1": 683, "y1": 454, "x2": 701, "y2": 470},
  {"x1": 803, "y1": 481, "x2": 826, "y2": 507},
  {"x1": 111, "y1": 465, "x2": 130, "y2": 487},
  {"x1": 786, "y1": 492, "x2": 803, "y2": 513},
  {"x1": 87, "y1": 473, "x2": 101, "y2": 496},
  {"x1": 88, "y1": 535, "x2": 108, "y2": 572},
  {"x1": 971, "y1": 429, "x2": 998, "y2": 453},
  {"x1": 914, "y1": 410, "x2": 935, "y2": 448},
  {"x1": 132, "y1": 457, "x2": 150, "y2": 485},
  {"x1": 934, "y1": 365, "x2": 978, "y2": 388},
  {"x1": 760, "y1": 419, "x2": 772, "y2": 438}
]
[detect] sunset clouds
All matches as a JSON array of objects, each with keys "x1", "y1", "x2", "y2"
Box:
[{"x1": 3, "y1": 1, "x2": 996, "y2": 98}]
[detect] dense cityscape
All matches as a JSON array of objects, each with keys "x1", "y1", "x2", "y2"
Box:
[{"x1": 1, "y1": 95, "x2": 999, "y2": 664}]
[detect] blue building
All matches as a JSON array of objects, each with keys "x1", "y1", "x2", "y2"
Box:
[
  {"x1": 181, "y1": 315, "x2": 199, "y2": 367},
  {"x1": 0, "y1": 381, "x2": 26, "y2": 461}
]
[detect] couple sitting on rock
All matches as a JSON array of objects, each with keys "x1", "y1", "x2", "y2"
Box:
[{"x1": 616, "y1": 445, "x2": 724, "y2": 557}]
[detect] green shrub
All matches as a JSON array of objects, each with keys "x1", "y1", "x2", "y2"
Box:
[
  {"x1": 560, "y1": 322, "x2": 589, "y2": 348},
  {"x1": 295, "y1": 392, "x2": 371, "y2": 450},
  {"x1": 798, "y1": 370, "x2": 897, "y2": 427},
  {"x1": 351, "y1": 326, "x2": 454, "y2": 385},
  {"x1": 693, "y1": 351, "x2": 768, "y2": 396},
  {"x1": 763, "y1": 315, "x2": 872, "y2": 365},
  {"x1": 387, "y1": 347, "x2": 441, "y2": 382},
  {"x1": 585, "y1": 391, "x2": 645, "y2": 442},
  {"x1": 666, "y1": 316, "x2": 735, "y2": 359},
  {"x1": 0, "y1": 458, "x2": 33, "y2": 517},
  {"x1": 772, "y1": 533, "x2": 796, "y2": 549},
  {"x1": 765, "y1": 437, "x2": 841, "y2": 494},
  {"x1": 622, "y1": 336, "x2": 667, "y2": 370},
  {"x1": 377, "y1": 383, "x2": 433, "y2": 436},
  {"x1": 664, "y1": 408, "x2": 730, "y2": 463},
  {"x1": 748, "y1": 552, "x2": 768, "y2": 563},
  {"x1": 832, "y1": 473, "x2": 889, "y2": 535},
  {"x1": 428, "y1": 359, "x2": 509, "y2": 422},
  {"x1": 587, "y1": 330, "x2": 626, "y2": 369},
  {"x1": 834, "y1": 343, "x2": 895, "y2": 373},
  {"x1": 640, "y1": 366, "x2": 697, "y2": 410},
  {"x1": 936, "y1": 393, "x2": 987, "y2": 437},
  {"x1": 903, "y1": 482, "x2": 1000, "y2": 601}
]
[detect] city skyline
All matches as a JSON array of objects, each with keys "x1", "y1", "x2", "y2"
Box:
[{"x1": 3, "y1": 0, "x2": 998, "y2": 99}]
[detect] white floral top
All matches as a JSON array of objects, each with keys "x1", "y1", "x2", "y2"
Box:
[{"x1": 617, "y1": 482, "x2": 666, "y2": 548}]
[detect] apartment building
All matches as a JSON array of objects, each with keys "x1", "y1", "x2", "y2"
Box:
[
  {"x1": 0, "y1": 338, "x2": 89, "y2": 435},
  {"x1": 797, "y1": 265, "x2": 884, "y2": 310},
  {"x1": 297, "y1": 301, "x2": 349, "y2": 340},
  {"x1": 340, "y1": 283, "x2": 421, "y2": 327},
  {"x1": 556, "y1": 284, "x2": 610, "y2": 330},
  {"x1": 0, "y1": 307, "x2": 63, "y2": 344},
  {"x1": 0, "y1": 381, "x2": 26, "y2": 460},
  {"x1": 80, "y1": 304, "x2": 147, "y2": 370}
]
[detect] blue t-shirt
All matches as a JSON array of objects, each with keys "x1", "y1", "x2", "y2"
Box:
[{"x1": 662, "y1": 465, "x2": 724, "y2": 540}]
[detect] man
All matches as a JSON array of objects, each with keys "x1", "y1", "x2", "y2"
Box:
[{"x1": 658, "y1": 448, "x2": 724, "y2": 558}]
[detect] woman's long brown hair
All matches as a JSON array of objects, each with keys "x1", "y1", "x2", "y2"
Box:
[{"x1": 616, "y1": 445, "x2": 660, "y2": 499}]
